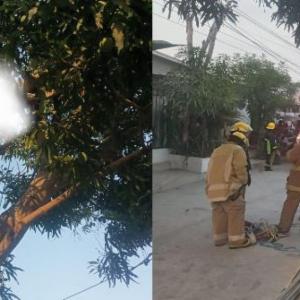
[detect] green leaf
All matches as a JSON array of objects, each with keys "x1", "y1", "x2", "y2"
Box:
[
  {"x1": 20, "y1": 15, "x2": 26, "y2": 22},
  {"x1": 28, "y1": 7, "x2": 38, "y2": 21},
  {"x1": 111, "y1": 24, "x2": 124, "y2": 53},
  {"x1": 76, "y1": 18, "x2": 83, "y2": 31},
  {"x1": 81, "y1": 152, "x2": 88, "y2": 161}
]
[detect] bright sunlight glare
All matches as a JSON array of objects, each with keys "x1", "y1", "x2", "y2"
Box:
[{"x1": 0, "y1": 68, "x2": 31, "y2": 142}]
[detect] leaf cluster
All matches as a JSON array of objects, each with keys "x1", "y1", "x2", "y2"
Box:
[
  {"x1": 0, "y1": 255, "x2": 23, "y2": 300},
  {"x1": 163, "y1": 0, "x2": 238, "y2": 27},
  {"x1": 258, "y1": 0, "x2": 300, "y2": 46}
]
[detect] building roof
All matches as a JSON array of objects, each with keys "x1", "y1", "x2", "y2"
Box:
[
  {"x1": 153, "y1": 40, "x2": 184, "y2": 50},
  {"x1": 152, "y1": 50, "x2": 183, "y2": 65}
]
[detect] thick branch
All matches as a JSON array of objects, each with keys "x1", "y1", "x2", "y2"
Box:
[
  {"x1": 10, "y1": 147, "x2": 148, "y2": 227},
  {"x1": 0, "y1": 169, "x2": 76, "y2": 262},
  {"x1": 22, "y1": 185, "x2": 77, "y2": 225}
]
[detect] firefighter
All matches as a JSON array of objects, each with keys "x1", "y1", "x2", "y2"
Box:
[
  {"x1": 205, "y1": 121, "x2": 256, "y2": 249},
  {"x1": 264, "y1": 122, "x2": 279, "y2": 171},
  {"x1": 277, "y1": 141, "x2": 300, "y2": 235}
]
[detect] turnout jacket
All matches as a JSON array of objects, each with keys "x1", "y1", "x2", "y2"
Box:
[
  {"x1": 206, "y1": 142, "x2": 249, "y2": 202},
  {"x1": 286, "y1": 143, "x2": 300, "y2": 192},
  {"x1": 264, "y1": 131, "x2": 279, "y2": 155}
]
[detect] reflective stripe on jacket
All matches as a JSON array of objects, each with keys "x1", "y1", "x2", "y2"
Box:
[
  {"x1": 205, "y1": 142, "x2": 248, "y2": 202},
  {"x1": 264, "y1": 132, "x2": 278, "y2": 155}
]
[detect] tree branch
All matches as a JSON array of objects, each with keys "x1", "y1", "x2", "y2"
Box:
[
  {"x1": 130, "y1": 253, "x2": 152, "y2": 271},
  {"x1": 114, "y1": 90, "x2": 142, "y2": 110},
  {"x1": 107, "y1": 146, "x2": 150, "y2": 170},
  {"x1": 21, "y1": 184, "x2": 78, "y2": 226}
]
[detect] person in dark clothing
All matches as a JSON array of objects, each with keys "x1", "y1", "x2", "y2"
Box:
[{"x1": 264, "y1": 122, "x2": 279, "y2": 171}]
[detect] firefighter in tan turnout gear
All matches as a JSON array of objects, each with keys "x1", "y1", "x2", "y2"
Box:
[
  {"x1": 205, "y1": 121, "x2": 256, "y2": 249},
  {"x1": 277, "y1": 141, "x2": 300, "y2": 235}
]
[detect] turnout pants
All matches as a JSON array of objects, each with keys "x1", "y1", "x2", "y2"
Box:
[
  {"x1": 211, "y1": 195, "x2": 246, "y2": 246},
  {"x1": 278, "y1": 190, "x2": 300, "y2": 233},
  {"x1": 265, "y1": 151, "x2": 276, "y2": 170}
]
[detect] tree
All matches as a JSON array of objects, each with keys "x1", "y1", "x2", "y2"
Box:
[
  {"x1": 258, "y1": 0, "x2": 300, "y2": 46},
  {"x1": 163, "y1": 49, "x2": 238, "y2": 157},
  {"x1": 163, "y1": 0, "x2": 238, "y2": 58},
  {"x1": 0, "y1": 0, "x2": 151, "y2": 298},
  {"x1": 163, "y1": 51, "x2": 295, "y2": 158},
  {"x1": 232, "y1": 54, "x2": 295, "y2": 153},
  {"x1": 161, "y1": 1, "x2": 238, "y2": 153}
]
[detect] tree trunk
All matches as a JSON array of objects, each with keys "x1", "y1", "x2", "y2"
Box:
[
  {"x1": 0, "y1": 170, "x2": 65, "y2": 264},
  {"x1": 202, "y1": 21, "x2": 221, "y2": 69},
  {"x1": 182, "y1": 103, "x2": 191, "y2": 155},
  {"x1": 186, "y1": 15, "x2": 193, "y2": 60}
]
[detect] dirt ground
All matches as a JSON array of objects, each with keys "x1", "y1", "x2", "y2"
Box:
[{"x1": 153, "y1": 161, "x2": 300, "y2": 300}]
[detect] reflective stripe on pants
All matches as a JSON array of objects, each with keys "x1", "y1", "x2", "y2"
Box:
[{"x1": 211, "y1": 195, "x2": 246, "y2": 246}]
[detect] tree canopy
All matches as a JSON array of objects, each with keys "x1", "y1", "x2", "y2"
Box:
[
  {"x1": 258, "y1": 0, "x2": 300, "y2": 46},
  {"x1": 163, "y1": 0, "x2": 238, "y2": 27},
  {"x1": 0, "y1": 0, "x2": 151, "y2": 298},
  {"x1": 162, "y1": 50, "x2": 295, "y2": 157},
  {"x1": 233, "y1": 54, "x2": 294, "y2": 133},
  {"x1": 163, "y1": 49, "x2": 239, "y2": 156}
]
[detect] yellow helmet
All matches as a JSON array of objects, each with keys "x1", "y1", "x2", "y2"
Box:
[
  {"x1": 230, "y1": 121, "x2": 253, "y2": 133},
  {"x1": 231, "y1": 131, "x2": 250, "y2": 147},
  {"x1": 266, "y1": 122, "x2": 276, "y2": 130}
]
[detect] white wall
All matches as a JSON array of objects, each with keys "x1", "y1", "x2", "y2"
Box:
[
  {"x1": 152, "y1": 148, "x2": 170, "y2": 164},
  {"x1": 153, "y1": 149, "x2": 209, "y2": 173},
  {"x1": 153, "y1": 54, "x2": 180, "y2": 75}
]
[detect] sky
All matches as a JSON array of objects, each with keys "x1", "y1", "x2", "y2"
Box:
[
  {"x1": 10, "y1": 228, "x2": 152, "y2": 300},
  {"x1": 153, "y1": 0, "x2": 300, "y2": 83}
]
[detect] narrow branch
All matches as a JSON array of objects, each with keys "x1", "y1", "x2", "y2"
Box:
[
  {"x1": 114, "y1": 90, "x2": 142, "y2": 110},
  {"x1": 107, "y1": 146, "x2": 150, "y2": 170},
  {"x1": 22, "y1": 184, "x2": 78, "y2": 225},
  {"x1": 122, "y1": 97, "x2": 141, "y2": 110},
  {"x1": 131, "y1": 253, "x2": 152, "y2": 271}
]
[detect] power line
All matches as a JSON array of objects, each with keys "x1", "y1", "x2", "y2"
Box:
[
  {"x1": 236, "y1": 7, "x2": 297, "y2": 49},
  {"x1": 61, "y1": 282, "x2": 102, "y2": 300},
  {"x1": 154, "y1": 0, "x2": 257, "y2": 50},
  {"x1": 154, "y1": 0, "x2": 299, "y2": 53},
  {"x1": 153, "y1": 13, "x2": 250, "y2": 53},
  {"x1": 224, "y1": 22, "x2": 300, "y2": 77},
  {"x1": 61, "y1": 253, "x2": 152, "y2": 300},
  {"x1": 154, "y1": 3, "x2": 300, "y2": 79},
  {"x1": 225, "y1": 21, "x2": 300, "y2": 69},
  {"x1": 236, "y1": 13, "x2": 298, "y2": 51},
  {"x1": 154, "y1": 11, "x2": 300, "y2": 76}
]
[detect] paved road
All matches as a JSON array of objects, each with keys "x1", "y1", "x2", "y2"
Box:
[{"x1": 153, "y1": 161, "x2": 300, "y2": 300}]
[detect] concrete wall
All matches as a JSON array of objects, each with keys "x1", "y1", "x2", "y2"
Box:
[
  {"x1": 153, "y1": 54, "x2": 180, "y2": 75},
  {"x1": 153, "y1": 148, "x2": 170, "y2": 164},
  {"x1": 169, "y1": 154, "x2": 209, "y2": 174},
  {"x1": 153, "y1": 148, "x2": 209, "y2": 174}
]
